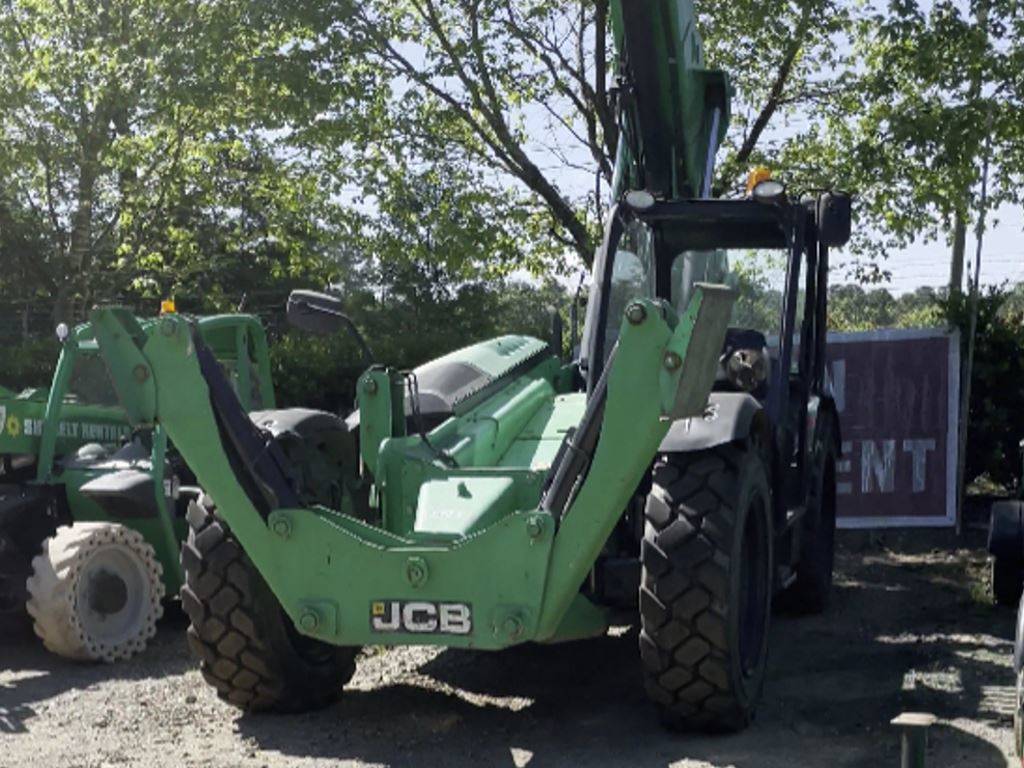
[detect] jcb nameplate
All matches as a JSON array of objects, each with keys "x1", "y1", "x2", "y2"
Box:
[{"x1": 370, "y1": 600, "x2": 472, "y2": 635}]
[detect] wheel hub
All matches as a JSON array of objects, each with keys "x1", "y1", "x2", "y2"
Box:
[
  {"x1": 86, "y1": 568, "x2": 129, "y2": 616},
  {"x1": 75, "y1": 545, "x2": 148, "y2": 644}
]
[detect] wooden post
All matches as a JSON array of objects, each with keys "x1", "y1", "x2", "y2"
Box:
[{"x1": 891, "y1": 712, "x2": 937, "y2": 768}]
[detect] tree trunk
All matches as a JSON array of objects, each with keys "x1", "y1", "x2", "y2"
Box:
[
  {"x1": 949, "y1": 210, "x2": 967, "y2": 295},
  {"x1": 951, "y1": 0, "x2": 989, "y2": 297},
  {"x1": 54, "y1": 146, "x2": 98, "y2": 325}
]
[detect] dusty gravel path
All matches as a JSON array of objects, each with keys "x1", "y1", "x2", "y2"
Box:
[{"x1": 0, "y1": 530, "x2": 1016, "y2": 767}]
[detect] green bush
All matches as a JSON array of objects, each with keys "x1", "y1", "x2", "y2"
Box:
[
  {"x1": 269, "y1": 276, "x2": 572, "y2": 413},
  {"x1": 269, "y1": 333, "x2": 366, "y2": 413},
  {"x1": 1, "y1": 337, "x2": 62, "y2": 392},
  {"x1": 940, "y1": 287, "x2": 1024, "y2": 489}
]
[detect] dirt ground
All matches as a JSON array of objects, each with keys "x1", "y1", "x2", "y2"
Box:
[{"x1": 0, "y1": 528, "x2": 1017, "y2": 768}]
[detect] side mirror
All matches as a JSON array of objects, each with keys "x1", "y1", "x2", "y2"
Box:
[
  {"x1": 817, "y1": 191, "x2": 851, "y2": 247},
  {"x1": 548, "y1": 306, "x2": 564, "y2": 360},
  {"x1": 286, "y1": 290, "x2": 375, "y2": 364}
]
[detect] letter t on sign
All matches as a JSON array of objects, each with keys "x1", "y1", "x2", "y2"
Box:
[{"x1": 903, "y1": 439, "x2": 936, "y2": 493}]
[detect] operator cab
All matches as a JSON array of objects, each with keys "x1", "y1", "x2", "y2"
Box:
[{"x1": 581, "y1": 189, "x2": 850, "y2": 518}]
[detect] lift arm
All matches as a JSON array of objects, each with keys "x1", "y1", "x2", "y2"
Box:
[{"x1": 609, "y1": 0, "x2": 731, "y2": 200}]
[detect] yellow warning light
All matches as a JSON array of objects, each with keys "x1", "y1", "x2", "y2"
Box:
[
  {"x1": 160, "y1": 299, "x2": 177, "y2": 314},
  {"x1": 746, "y1": 167, "x2": 773, "y2": 195}
]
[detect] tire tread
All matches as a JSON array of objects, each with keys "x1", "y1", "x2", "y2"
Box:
[
  {"x1": 181, "y1": 498, "x2": 357, "y2": 712},
  {"x1": 639, "y1": 445, "x2": 769, "y2": 732}
]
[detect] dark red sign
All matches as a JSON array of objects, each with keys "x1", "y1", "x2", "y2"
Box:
[{"x1": 826, "y1": 329, "x2": 960, "y2": 528}]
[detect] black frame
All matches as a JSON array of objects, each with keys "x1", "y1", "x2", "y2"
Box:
[
  {"x1": 582, "y1": 195, "x2": 834, "y2": 514},
  {"x1": 584, "y1": 197, "x2": 830, "y2": 450}
]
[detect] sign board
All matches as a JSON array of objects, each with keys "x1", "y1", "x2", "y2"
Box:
[{"x1": 827, "y1": 328, "x2": 960, "y2": 529}]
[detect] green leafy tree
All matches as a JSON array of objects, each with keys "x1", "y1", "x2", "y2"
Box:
[
  {"x1": 701, "y1": 0, "x2": 851, "y2": 193},
  {"x1": 941, "y1": 286, "x2": 1024, "y2": 487},
  {"x1": 785, "y1": 0, "x2": 1024, "y2": 285},
  {"x1": 310, "y1": 0, "x2": 853, "y2": 272},
  {"x1": 0, "y1": 0, "x2": 355, "y2": 320}
]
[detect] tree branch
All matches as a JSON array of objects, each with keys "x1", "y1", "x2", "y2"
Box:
[{"x1": 732, "y1": 2, "x2": 815, "y2": 168}]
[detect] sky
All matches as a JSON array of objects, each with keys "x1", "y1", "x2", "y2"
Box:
[{"x1": 879, "y1": 203, "x2": 1024, "y2": 295}]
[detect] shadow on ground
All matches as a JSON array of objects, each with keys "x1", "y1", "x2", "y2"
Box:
[
  {"x1": 234, "y1": 529, "x2": 1014, "y2": 767},
  {"x1": 0, "y1": 606, "x2": 191, "y2": 734}
]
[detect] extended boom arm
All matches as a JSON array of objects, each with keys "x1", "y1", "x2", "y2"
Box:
[{"x1": 610, "y1": 0, "x2": 731, "y2": 200}]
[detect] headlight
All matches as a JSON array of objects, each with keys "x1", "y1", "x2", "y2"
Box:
[
  {"x1": 624, "y1": 189, "x2": 656, "y2": 210},
  {"x1": 752, "y1": 179, "x2": 787, "y2": 205}
]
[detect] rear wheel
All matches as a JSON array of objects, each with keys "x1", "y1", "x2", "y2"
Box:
[
  {"x1": 0, "y1": 488, "x2": 58, "y2": 640},
  {"x1": 26, "y1": 522, "x2": 164, "y2": 661},
  {"x1": 639, "y1": 444, "x2": 773, "y2": 732},
  {"x1": 180, "y1": 496, "x2": 358, "y2": 712},
  {"x1": 780, "y1": 428, "x2": 838, "y2": 613},
  {"x1": 993, "y1": 557, "x2": 1024, "y2": 607}
]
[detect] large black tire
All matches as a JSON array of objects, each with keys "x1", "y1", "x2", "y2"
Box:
[
  {"x1": 0, "y1": 530, "x2": 36, "y2": 640},
  {"x1": 0, "y1": 488, "x2": 59, "y2": 640},
  {"x1": 180, "y1": 497, "x2": 358, "y2": 712},
  {"x1": 1014, "y1": 591, "x2": 1024, "y2": 758},
  {"x1": 993, "y1": 556, "x2": 1024, "y2": 607},
  {"x1": 639, "y1": 444, "x2": 774, "y2": 732},
  {"x1": 779, "y1": 428, "x2": 838, "y2": 614}
]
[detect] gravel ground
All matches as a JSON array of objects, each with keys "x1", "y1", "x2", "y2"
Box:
[{"x1": 0, "y1": 528, "x2": 1017, "y2": 768}]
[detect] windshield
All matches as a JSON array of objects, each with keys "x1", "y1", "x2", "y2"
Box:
[
  {"x1": 66, "y1": 351, "x2": 120, "y2": 407},
  {"x1": 597, "y1": 220, "x2": 655, "y2": 365},
  {"x1": 670, "y1": 249, "x2": 800, "y2": 337}
]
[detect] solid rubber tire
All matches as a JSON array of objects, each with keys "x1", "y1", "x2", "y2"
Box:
[{"x1": 26, "y1": 522, "x2": 164, "y2": 661}]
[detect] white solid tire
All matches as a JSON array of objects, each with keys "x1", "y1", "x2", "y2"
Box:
[{"x1": 26, "y1": 522, "x2": 164, "y2": 662}]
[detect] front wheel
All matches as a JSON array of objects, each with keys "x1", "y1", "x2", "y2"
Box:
[
  {"x1": 180, "y1": 496, "x2": 359, "y2": 712},
  {"x1": 639, "y1": 444, "x2": 774, "y2": 732}
]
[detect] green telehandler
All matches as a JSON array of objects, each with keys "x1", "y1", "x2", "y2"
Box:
[
  {"x1": 88, "y1": 0, "x2": 850, "y2": 730},
  {"x1": 0, "y1": 311, "x2": 274, "y2": 662}
]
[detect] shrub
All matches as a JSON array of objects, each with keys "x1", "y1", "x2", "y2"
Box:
[{"x1": 940, "y1": 287, "x2": 1024, "y2": 489}]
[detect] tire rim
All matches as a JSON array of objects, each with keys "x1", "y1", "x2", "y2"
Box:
[
  {"x1": 74, "y1": 545, "x2": 149, "y2": 647},
  {"x1": 738, "y1": 494, "x2": 770, "y2": 679}
]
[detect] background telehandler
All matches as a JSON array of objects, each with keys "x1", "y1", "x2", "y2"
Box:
[{"x1": 0, "y1": 311, "x2": 274, "y2": 662}]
